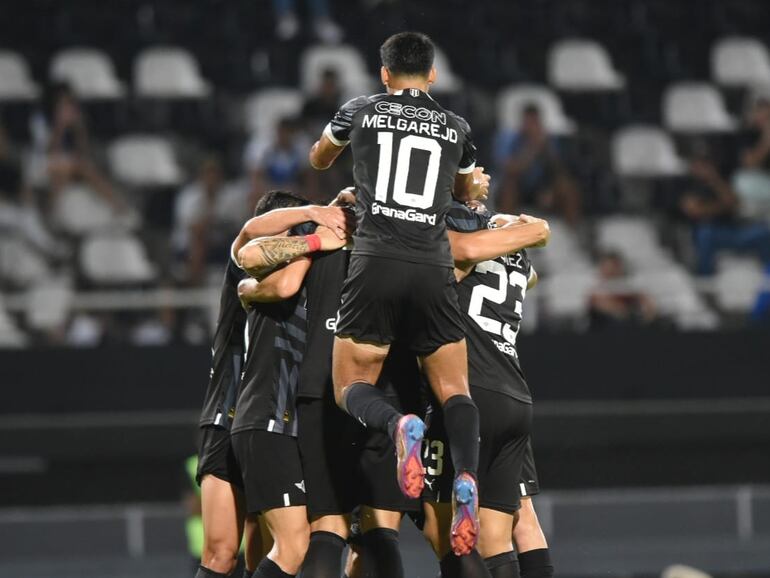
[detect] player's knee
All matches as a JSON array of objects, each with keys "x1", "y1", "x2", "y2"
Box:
[
  {"x1": 477, "y1": 531, "x2": 513, "y2": 560},
  {"x1": 274, "y1": 524, "x2": 310, "y2": 571},
  {"x1": 201, "y1": 539, "x2": 239, "y2": 574}
]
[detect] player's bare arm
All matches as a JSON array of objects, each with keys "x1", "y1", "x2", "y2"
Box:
[
  {"x1": 237, "y1": 257, "x2": 312, "y2": 307},
  {"x1": 238, "y1": 225, "x2": 348, "y2": 279},
  {"x1": 454, "y1": 166, "x2": 491, "y2": 202},
  {"x1": 309, "y1": 134, "x2": 346, "y2": 170},
  {"x1": 448, "y1": 216, "x2": 550, "y2": 275},
  {"x1": 232, "y1": 204, "x2": 350, "y2": 263}
]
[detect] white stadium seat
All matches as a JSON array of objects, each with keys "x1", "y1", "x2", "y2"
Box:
[
  {"x1": 431, "y1": 46, "x2": 462, "y2": 93},
  {"x1": 300, "y1": 44, "x2": 374, "y2": 100},
  {"x1": 612, "y1": 126, "x2": 685, "y2": 177},
  {"x1": 108, "y1": 135, "x2": 182, "y2": 187},
  {"x1": 548, "y1": 39, "x2": 625, "y2": 91},
  {"x1": 80, "y1": 233, "x2": 156, "y2": 284},
  {"x1": 714, "y1": 255, "x2": 764, "y2": 313},
  {"x1": 595, "y1": 216, "x2": 671, "y2": 269},
  {"x1": 541, "y1": 270, "x2": 595, "y2": 319},
  {"x1": 497, "y1": 84, "x2": 576, "y2": 135},
  {"x1": 0, "y1": 51, "x2": 39, "y2": 100},
  {"x1": 134, "y1": 47, "x2": 210, "y2": 98},
  {"x1": 712, "y1": 37, "x2": 770, "y2": 87},
  {"x1": 53, "y1": 184, "x2": 130, "y2": 236},
  {"x1": 0, "y1": 296, "x2": 27, "y2": 347},
  {"x1": 50, "y1": 48, "x2": 125, "y2": 99},
  {"x1": 0, "y1": 237, "x2": 48, "y2": 287},
  {"x1": 663, "y1": 82, "x2": 736, "y2": 133},
  {"x1": 25, "y1": 279, "x2": 73, "y2": 331},
  {"x1": 244, "y1": 88, "x2": 304, "y2": 137}
]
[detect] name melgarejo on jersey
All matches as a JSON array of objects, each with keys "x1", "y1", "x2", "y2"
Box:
[
  {"x1": 371, "y1": 202, "x2": 437, "y2": 225},
  {"x1": 361, "y1": 102, "x2": 458, "y2": 143}
]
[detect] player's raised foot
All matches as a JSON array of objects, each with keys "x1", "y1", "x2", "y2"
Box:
[
  {"x1": 450, "y1": 471, "x2": 480, "y2": 556},
  {"x1": 394, "y1": 414, "x2": 426, "y2": 499}
]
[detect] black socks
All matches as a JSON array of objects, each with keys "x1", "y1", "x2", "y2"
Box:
[
  {"x1": 518, "y1": 549, "x2": 554, "y2": 578},
  {"x1": 485, "y1": 552, "x2": 520, "y2": 578},
  {"x1": 359, "y1": 528, "x2": 404, "y2": 578},
  {"x1": 442, "y1": 395, "x2": 480, "y2": 477},
  {"x1": 300, "y1": 531, "x2": 346, "y2": 578},
  {"x1": 439, "y1": 550, "x2": 492, "y2": 578},
  {"x1": 342, "y1": 382, "x2": 402, "y2": 435},
  {"x1": 195, "y1": 566, "x2": 228, "y2": 578},
  {"x1": 253, "y1": 557, "x2": 294, "y2": 578}
]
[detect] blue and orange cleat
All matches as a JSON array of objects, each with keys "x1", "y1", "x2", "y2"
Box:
[
  {"x1": 450, "y1": 471, "x2": 480, "y2": 556},
  {"x1": 394, "y1": 414, "x2": 426, "y2": 499}
]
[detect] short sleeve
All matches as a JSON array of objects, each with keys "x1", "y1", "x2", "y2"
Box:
[
  {"x1": 323, "y1": 95, "x2": 371, "y2": 146},
  {"x1": 454, "y1": 115, "x2": 477, "y2": 174},
  {"x1": 446, "y1": 202, "x2": 489, "y2": 232}
]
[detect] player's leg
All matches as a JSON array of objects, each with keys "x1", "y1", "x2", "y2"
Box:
[
  {"x1": 334, "y1": 337, "x2": 427, "y2": 499},
  {"x1": 302, "y1": 515, "x2": 349, "y2": 578},
  {"x1": 513, "y1": 441, "x2": 554, "y2": 578},
  {"x1": 198, "y1": 475, "x2": 245, "y2": 576},
  {"x1": 422, "y1": 501, "x2": 491, "y2": 578},
  {"x1": 350, "y1": 507, "x2": 404, "y2": 578},
  {"x1": 242, "y1": 514, "x2": 271, "y2": 577},
  {"x1": 256, "y1": 506, "x2": 311, "y2": 577},
  {"x1": 477, "y1": 508, "x2": 519, "y2": 578},
  {"x1": 420, "y1": 340, "x2": 481, "y2": 556},
  {"x1": 513, "y1": 499, "x2": 553, "y2": 578}
]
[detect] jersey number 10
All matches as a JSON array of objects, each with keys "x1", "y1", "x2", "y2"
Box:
[{"x1": 375, "y1": 132, "x2": 442, "y2": 209}]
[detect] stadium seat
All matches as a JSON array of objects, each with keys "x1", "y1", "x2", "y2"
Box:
[
  {"x1": 548, "y1": 39, "x2": 625, "y2": 91},
  {"x1": 50, "y1": 48, "x2": 125, "y2": 100},
  {"x1": 0, "y1": 296, "x2": 27, "y2": 347},
  {"x1": 539, "y1": 218, "x2": 592, "y2": 273},
  {"x1": 663, "y1": 82, "x2": 736, "y2": 133},
  {"x1": 712, "y1": 37, "x2": 770, "y2": 87},
  {"x1": 134, "y1": 47, "x2": 211, "y2": 98},
  {"x1": 25, "y1": 279, "x2": 73, "y2": 332},
  {"x1": 299, "y1": 44, "x2": 374, "y2": 100},
  {"x1": 497, "y1": 84, "x2": 576, "y2": 135},
  {"x1": 714, "y1": 255, "x2": 764, "y2": 313},
  {"x1": 0, "y1": 237, "x2": 48, "y2": 287},
  {"x1": 540, "y1": 270, "x2": 595, "y2": 319},
  {"x1": 595, "y1": 216, "x2": 671, "y2": 269},
  {"x1": 431, "y1": 46, "x2": 462, "y2": 93},
  {"x1": 611, "y1": 126, "x2": 685, "y2": 177},
  {"x1": 0, "y1": 51, "x2": 39, "y2": 100},
  {"x1": 80, "y1": 233, "x2": 156, "y2": 284},
  {"x1": 243, "y1": 88, "x2": 304, "y2": 137},
  {"x1": 107, "y1": 135, "x2": 183, "y2": 187},
  {"x1": 53, "y1": 184, "x2": 132, "y2": 236}
]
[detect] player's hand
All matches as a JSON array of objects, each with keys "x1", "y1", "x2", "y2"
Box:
[
  {"x1": 517, "y1": 214, "x2": 550, "y2": 247},
  {"x1": 330, "y1": 186, "x2": 356, "y2": 208},
  {"x1": 315, "y1": 225, "x2": 349, "y2": 251},
  {"x1": 306, "y1": 205, "x2": 350, "y2": 240},
  {"x1": 237, "y1": 278, "x2": 259, "y2": 311},
  {"x1": 469, "y1": 166, "x2": 491, "y2": 201}
]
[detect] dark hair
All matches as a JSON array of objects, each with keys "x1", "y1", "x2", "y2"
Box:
[
  {"x1": 253, "y1": 190, "x2": 309, "y2": 216},
  {"x1": 380, "y1": 32, "x2": 435, "y2": 77},
  {"x1": 522, "y1": 102, "x2": 541, "y2": 117}
]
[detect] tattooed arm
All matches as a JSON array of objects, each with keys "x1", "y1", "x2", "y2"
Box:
[
  {"x1": 237, "y1": 225, "x2": 347, "y2": 279},
  {"x1": 238, "y1": 257, "x2": 313, "y2": 305}
]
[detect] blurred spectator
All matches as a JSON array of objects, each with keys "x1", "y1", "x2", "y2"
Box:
[
  {"x1": 494, "y1": 103, "x2": 582, "y2": 225},
  {"x1": 588, "y1": 251, "x2": 657, "y2": 330},
  {"x1": 244, "y1": 117, "x2": 317, "y2": 200},
  {"x1": 30, "y1": 82, "x2": 126, "y2": 213},
  {"x1": 172, "y1": 156, "x2": 248, "y2": 284},
  {"x1": 273, "y1": 0, "x2": 343, "y2": 43},
  {"x1": 680, "y1": 147, "x2": 770, "y2": 321},
  {"x1": 733, "y1": 96, "x2": 770, "y2": 220},
  {"x1": 302, "y1": 68, "x2": 343, "y2": 135}
]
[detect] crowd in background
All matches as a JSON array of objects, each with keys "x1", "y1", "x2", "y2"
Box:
[{"x1": 2, "y1": 0, "x2": 770, "y2": 347}]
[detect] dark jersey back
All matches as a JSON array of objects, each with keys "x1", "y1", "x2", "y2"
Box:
[
  {"x1": 298, "y1": 248, "x2": 351, "y2": 398},
  {"x1": 199, "y1": 258, "x2": 248, "y2": 429},
  {"x1": 446, "y1": 203, "x2": 533, "y2": 404},
  {"x1": 231, "y1": 289, "x2": 308, "y2": 436},
  {"x1": 325, "y1": 89, "x2": 476, "y2": 267}
]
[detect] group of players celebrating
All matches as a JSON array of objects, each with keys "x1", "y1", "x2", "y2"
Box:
[{"x1": 193, "y1": 32, "x2": 555, "y2": 578}]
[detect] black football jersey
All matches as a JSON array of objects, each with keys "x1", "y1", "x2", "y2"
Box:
[
  {"x1": 198, "y1": 257, "x2": 248, "y2": 429},
  {"x1": 231, "y1": 288, "x2": 308, "y2": 436},
  {"x1": 324, "y1": 89, "x2": 476, "y2": 267},
  {"x1": 298, "y1": 248, "x2": 351, "y2": 399},
  {"x1": 446, "y1": 203, "x2": 533, "y2": 404}
]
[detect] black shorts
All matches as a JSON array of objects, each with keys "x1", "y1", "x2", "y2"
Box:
[
  {"x1": 196, "y1": 425, "x2": 243, "y2": 488},
  {"x1": 519, "y1": 438, "x2": 540, "y2": 498},
  {"x1": 335, "y1": 254, "x2": 465, "y2": 355},
  {"x1": 423, "y1": 388, "x2": 533, "y2": 514},
  {"x1": 231, "y1": 430, "x2": 307, "y2": 514},
  {"x1": 297, "y1": 395, "x2": 360, "y2": 517}
]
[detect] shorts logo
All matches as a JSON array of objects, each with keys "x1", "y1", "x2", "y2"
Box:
[{"x1": 294, "y1": 480, "x2": 306, "y2": 493}]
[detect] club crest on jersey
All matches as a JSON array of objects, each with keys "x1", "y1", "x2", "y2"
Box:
[{"x1": 371, "y1": 202, "x2": 437, "y2": 225}]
